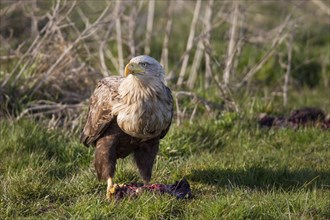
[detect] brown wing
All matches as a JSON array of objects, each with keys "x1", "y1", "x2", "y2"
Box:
[
  {"x1": 159, "y1": 86, "x2": 173, "y2": 139},
  {"x1": 80, "y1": 76, "x2": 124, "y2": 146}
]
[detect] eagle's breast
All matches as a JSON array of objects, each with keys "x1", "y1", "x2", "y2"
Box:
[{"x1": 112, "y1": 75, "x2": 172, "y2": 140}]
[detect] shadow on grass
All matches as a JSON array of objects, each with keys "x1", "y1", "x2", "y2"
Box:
[{"x1": 189, "y1": 166, "x2": 330, "y2": 190}]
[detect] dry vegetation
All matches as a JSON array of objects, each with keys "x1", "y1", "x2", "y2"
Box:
[{"x1": 1, "y1": 0, "x2": 329, "y2": 129}]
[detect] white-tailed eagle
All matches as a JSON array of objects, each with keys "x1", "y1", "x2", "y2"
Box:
[{"x1": 80, "y1": 55, "x2": 173, "y2": 198}]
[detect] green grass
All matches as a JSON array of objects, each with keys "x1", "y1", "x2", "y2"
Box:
[{"x1": 1, "y1": 112, "x2": 329, "y2": 219}]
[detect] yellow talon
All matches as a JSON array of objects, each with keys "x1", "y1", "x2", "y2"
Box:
[
  {"x1": 106, "y1": 177, "x2": 116, "y2": 199},
  {"x1": 106, "y1": 184, "x2": 118, "y2": 199},
  {"x1": 109, "y1": 185, "x2": 117, "y2": 194}
]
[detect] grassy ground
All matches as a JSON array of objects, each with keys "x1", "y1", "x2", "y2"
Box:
[{"x1": 1, "y1": 104, "x2": 329, "y2": 219}]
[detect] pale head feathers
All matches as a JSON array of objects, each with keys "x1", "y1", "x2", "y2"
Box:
[{"x1": 127, "y1": 55, "x2": 165, "y2": 81}]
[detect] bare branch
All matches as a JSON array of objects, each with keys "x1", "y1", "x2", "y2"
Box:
[
  {"x1": 16, "y1": 102, "x2": 83, "y2": 121},
  {"x1": 204, "y1": 0, "x2": 214, "y2": 89},
  {"x1": 161, "y1": 1, "x2": 173, "y2": 76},
  {"x1": 283, "y1": 34, "x2": 293, "y2": 107},
  {"x1": 187, "y1": 0, "x2": 215, "y2": 89},
  {"x1": 144, "y1": 0, "x2": 155, "y2": 55},
  {"x1": 115, "y1": 1, "x2": 124, "y2": 76},
  {"x1": 128, "y1": 2, "x2": 138, "y2": 57},
  {"x1": 223, "y1": 1, "x2": 239, "y2": 85},
  {"x1": 203, "y1": 42, "x2": 240, "y2": 112},
  {"x1": 187, "y1": 40, "x2": 204, "y2": 89},
  {"x1": 99, "y1": 22, "x2": 115, "y2": 77},
  {"x1": 176, "y1": 0, "x2": 202, "y2": 87},
  {"x1": 311, "y1": 0, "x2": 330, "y2": 16}
]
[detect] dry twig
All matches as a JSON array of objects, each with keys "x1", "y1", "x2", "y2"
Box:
[
  {"x1": 282, "y1": 33, "x2": 293, "y2": 107},
  {"x1": 161, "y1": 1, "x2": 173, "y2": 76},
  {"x1": 223, "y1": 1, "x2": 239, "y2": 86},
  {"x1": 177, "y1": 0, "x2": 202, "y2": 87},
  {"x1": 115, "y1": 1, "x2": 124, "y2": 76},
  {"x1": 144, "y1": 0, "x2": 155, "y2": 55},
  {"x1": 203, "y1": 0, "x2": 214, "y2": 89}
]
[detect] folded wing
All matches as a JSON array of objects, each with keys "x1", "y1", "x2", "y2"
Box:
[{"x1": 80, "y1": 77, "x2": 123, "y2": 146}]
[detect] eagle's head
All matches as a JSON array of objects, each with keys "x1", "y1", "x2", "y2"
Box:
[{"x1": 124, "y1": 55, "x2": 165, "y2": 82}]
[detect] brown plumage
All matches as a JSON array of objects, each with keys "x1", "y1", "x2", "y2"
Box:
[{"x1": 80, "y1": 55, "x2": 173, "y2": 198}]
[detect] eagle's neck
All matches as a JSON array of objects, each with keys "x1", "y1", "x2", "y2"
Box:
[{"x1": 118, "y1": 75, "x2": 164, "y2": 103}]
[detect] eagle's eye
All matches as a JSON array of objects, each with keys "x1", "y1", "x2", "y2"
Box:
[{"x1": 140, "y1": 62, "x2": 149, "y2": 67}]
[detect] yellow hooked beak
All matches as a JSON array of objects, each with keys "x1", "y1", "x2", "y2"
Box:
[{"x1": 124, "y1": 62, "x2": 145, "y2": 77}]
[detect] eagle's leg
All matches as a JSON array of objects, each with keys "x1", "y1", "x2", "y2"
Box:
[
  {"x1": 134, "y1": 140, "x2": 159, "y2": 184},
  {"x1": 94, "y1": 135, "x2": 118, "y2": 199},
  {"x1": 106, "y1": 177, "x2": 115, "y2": 198}
]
